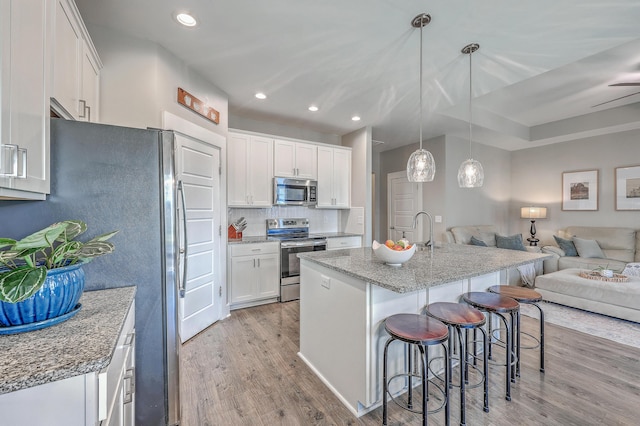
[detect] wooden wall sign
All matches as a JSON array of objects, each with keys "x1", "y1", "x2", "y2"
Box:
[{"x1": 177, "y1": 87, "x2": 220, "y2": 124}]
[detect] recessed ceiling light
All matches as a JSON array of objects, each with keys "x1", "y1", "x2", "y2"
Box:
[
  {"x1": 175, "y1": 12, "x2": 197, "y2": 27},
  {"x1": 308, "y1": 105, "x2": 319, "y2": 112},
  {"x1": 351, "y1": 116, "x2": 361, "y2": 121},
  {"x1": 255, "y1": 92, "x2": 267, "y2": 100}
]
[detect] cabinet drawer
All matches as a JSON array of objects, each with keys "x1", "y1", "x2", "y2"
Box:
[
  {"x1": 99, "y1": 300, "x2": 135, "y2": 422},
  {"x1": 327, "y1": 236, "x2": 361, "y2": 250},
  {"x1": 230, "y1": 242, "x2": 279, "y2": 257}
]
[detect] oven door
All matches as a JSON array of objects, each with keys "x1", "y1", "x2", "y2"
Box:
[{"x1": 280, "y1": 240, "x2": 326, "y2": 301}]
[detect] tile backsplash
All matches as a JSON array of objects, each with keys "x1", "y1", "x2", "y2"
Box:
[{"x1": 228, "y1": 206, "x2": 339, "y2": 236}]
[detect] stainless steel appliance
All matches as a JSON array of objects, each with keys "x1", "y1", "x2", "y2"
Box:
[
  {"x1": 0, "y1": 119, "x2": 182, "y2": 425},
  {"x1": 273, "y1": 177, "x2": 317, "y2": 206},
  {"x1": 266, "y1": 218, "x2": 326, "y2": 302}
]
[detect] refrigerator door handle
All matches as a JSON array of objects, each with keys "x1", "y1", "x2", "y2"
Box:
[{"x1": 178, "y1": 180, "x2": 188, "y2": 298}]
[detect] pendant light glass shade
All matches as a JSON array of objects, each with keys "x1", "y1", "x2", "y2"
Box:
[
  {"x1": 406, "y1": 14, "x2": 435, "y2": 183},
  {"x1": 458, "y1": 43, "x2": 484, "y2": 188},
  {"x1": 407, "y1": 149, "x2": 436, "y2": 182},
  {"x1": 457, "y1": 158, "x2": 484, "y2": 187}
]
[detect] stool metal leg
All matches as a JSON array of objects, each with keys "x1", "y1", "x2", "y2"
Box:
[
  {"x1": 408, "y1": 343, "x2": 413, "y2": 409},
  {"x1": 457, "y1": 327, "x2": 466, "y2": 426},
  {"x1": 516, "y1": 310, "x2": 521, "y2": 378},
  {"x1": 533, "y1": 302, "x2": 545, "y2": 373},
  {"x1": 382, "y1": 337, "x2": 393, "y2": 426},
  {"x1": 479, "y1": 326, "x2": 489, "y2": 413}
]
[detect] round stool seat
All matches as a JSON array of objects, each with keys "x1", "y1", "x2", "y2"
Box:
[
  {"x1": 487, "y1": 285, "x2": 542, "y2": 303},
  {"x1": 426, "y1": 302, "x2": 486, "y2": 328},
  {"x1": 462, "y1": 291, "x2": 519, "y2": 313},
  {"x1": 385, "y1": 313, "x2": 448, "y2": 345}
]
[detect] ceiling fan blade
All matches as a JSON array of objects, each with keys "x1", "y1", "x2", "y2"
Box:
[
  {"x1": 609, "y1": 82, "x2": 640, "y2": 87},
  {"x1": 592, "y1": 90, "x2": 640, "y2": 108}
]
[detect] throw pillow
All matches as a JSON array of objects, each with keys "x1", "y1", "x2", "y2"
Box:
[
  {"x1": 470, "y1": 236, "x2": 488, "y2": 247},
  {"x1": 495, "y1": 234, "x2": 526, "y2": 251},
  {"x1": 572, "y1": 237, "x2": 605, "y2": 258},
  {"x1": 553, "y1": 235, "x2": 578, "y2": 256}
]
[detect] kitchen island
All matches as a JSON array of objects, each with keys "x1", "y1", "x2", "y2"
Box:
[{"x1": 297, "y1": 244, "x2": 550, "y2": 416}]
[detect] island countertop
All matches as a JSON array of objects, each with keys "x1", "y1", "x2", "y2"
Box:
[
  {"x1": 0, "y1": 286, "x2": 135, "y2": 395},
  {"x1": 298, "y1": 244, "x2": 551, "y2": 293}
]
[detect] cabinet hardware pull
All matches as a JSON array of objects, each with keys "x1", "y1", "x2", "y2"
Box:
[
  {"x1": 0, "y1": 144, "x2": 18, "y2": 177},
  {"x1": 253, "y1": 258, "x2": 256, "y2": 267},
  {"x1": 17, "y1": 147, "x2": 27, "y2": 179},
  {"x1": 257, "y1": 258, "x2": 261, "y2": 267},
  {"x1": 78, "y1": 100, "x2": 87, "y2": 118},
  {"x1": 86, "y1": 105, "x2": 91, "y2": 122},
  {"x1": 124, "y1": 331, "x2": 135, "y2": 346},
  {"x1": 124, "y1": 367, "x2": 135, "y2": 404}
]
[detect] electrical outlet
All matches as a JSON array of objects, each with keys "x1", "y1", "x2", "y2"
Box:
[{"x1": 435, "y1": 215, "x2": 442, "y2": 223}]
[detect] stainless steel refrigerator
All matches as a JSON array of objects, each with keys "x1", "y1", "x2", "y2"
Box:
[{"x1": 0, "y1": 119, "x2": 182, "y2": 425}]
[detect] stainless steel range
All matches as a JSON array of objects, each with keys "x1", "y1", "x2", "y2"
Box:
[{"x1": 267, "y1": 218, "x2": 327, "y2": 302}]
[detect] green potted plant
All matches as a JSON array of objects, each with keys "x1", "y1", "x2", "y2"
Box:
[{"x1": 0, "y1": 220, "x2": 117, "y2": 327}]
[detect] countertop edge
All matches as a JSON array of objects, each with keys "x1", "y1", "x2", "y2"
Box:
[{"x1": 300, "y1": 245, "x2": 552, "y2": 293}]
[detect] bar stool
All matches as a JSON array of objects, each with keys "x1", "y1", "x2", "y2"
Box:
[
  {"x1": 488, "y1": 285, "x2": 545, "y2": 374},
  {"x1": 426, "y1": 302, "x2": 489, "y2": 426},
  {"x1": 461, "y1": 292, "x2": 519, "y2": 401},
  {"x1": 383, "y1": 313, "x2": 450, "y2": 426}
]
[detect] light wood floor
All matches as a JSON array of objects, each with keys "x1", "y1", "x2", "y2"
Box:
[{"x1": 180, "y1": 301, "x2": 640, "y2": 425}]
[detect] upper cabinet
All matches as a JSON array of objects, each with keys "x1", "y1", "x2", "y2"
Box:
[
  {"x1": 273, "y1": 139, "x2": 317, "y2": 179},
  {"x1": 228, "y1": 132, "x2": 274, "y2": 207},
  {"x1": 0, "y1": 0, "x2": 52, "y2": 199},
  {"x1": 317, "y1": 146, "x2": 351, "y2": 209},
  {"x1": 51, "y1": 0, "x2": 101, "y2": 122}
]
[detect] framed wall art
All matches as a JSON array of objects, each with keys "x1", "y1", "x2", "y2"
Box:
[
  {"x1": 615, "y1": 165, "x2": 640, "y2": 210},
  {"x1": 562, "y1": 169, "x2": 598, "y2": 211}
]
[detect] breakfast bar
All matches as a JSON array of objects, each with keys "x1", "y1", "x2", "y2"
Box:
[{"x1": 297, "y1": 244, "x2": 550, "y2": 416}]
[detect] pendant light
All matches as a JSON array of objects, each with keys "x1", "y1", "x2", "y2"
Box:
[
  {"x1": 457, "y1": 43, "x2": 484, "y2": 188},
  {"x1": 406, "y1": 13, "x2": 435, "y2": 183}
]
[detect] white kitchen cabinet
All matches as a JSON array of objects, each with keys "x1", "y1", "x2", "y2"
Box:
[
  {"x1": 102, "y1": 301, "x2": 136, "y2": 426},
  {"x1": 228, "y1": 132, "x2": 273, "y2": 207},
  {"x1": 51, "y1": 0, "x2": 102, "y2": 122},
  {"x1": 0, "y1": 0, "x2": 52, "y2": 200},
  {"x1": 327, "y1": 236, "x2": 362, "y2": 250},
  {"x1": 0, "y1": 300, "x2": 135, "y2": 426},
  {"x1": 229, "y1": 242, "x2": 280, "y2": 309},
  {"x1": 273, "y1": 139, "x2": 317, "y2": 179},
  {"x1": 316, "y1": 146, "x2": 351, "y2": 209}
]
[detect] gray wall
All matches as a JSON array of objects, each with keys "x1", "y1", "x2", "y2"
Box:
[
  {"x1": 510, "y1": 128, "x2": 640, "y2": 246},
  {"x1": 376, "y1": 135, "x2": 512, "y2": 243},
  {"x1": 444, "y1": 135, "x2": 512, "y2": 234}
]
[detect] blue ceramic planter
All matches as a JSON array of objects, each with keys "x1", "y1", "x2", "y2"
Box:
[{"x1": 0, "y1": 263, "x2": 85, "y2": 326}]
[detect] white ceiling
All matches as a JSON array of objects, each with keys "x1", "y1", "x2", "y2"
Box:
[{"x1": 75, "y1": 0, "x2": 640, "y2": 152}]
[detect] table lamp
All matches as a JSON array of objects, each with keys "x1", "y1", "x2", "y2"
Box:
[{"x1": 521, "y1": 206, "x2": 547, "y2": 246}]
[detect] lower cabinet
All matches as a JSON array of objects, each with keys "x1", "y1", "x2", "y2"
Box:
[
  {"x1": 327, "y1": 236, "x2": 362, "y2": 250},
  {"x1": 0, "y1": 301, "x2": 135, "y2": 426},
  {"x1": 229, "y1": 242, "x2": 280, "y2": 309}
]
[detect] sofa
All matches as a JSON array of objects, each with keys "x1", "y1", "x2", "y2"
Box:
[
  {"x1": 445, "y1": 225, "x2": 543, "y2": 286},
  {"x1": 541, "y1": 226, "x2": 640, "y2": 274}
]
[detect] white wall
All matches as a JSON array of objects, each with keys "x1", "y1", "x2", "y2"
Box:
[
  {"x1": 510, "y1": 129, "x2": 640, "y2": 245},
  {"x1": 341, "y1": 127, "x2": 372, "y2": 245},
  {"x1": 87, "y1": 24, "x2": 228, "y2": 138},
  {"x1": 229, "y1": 114, "x2": 341, "y2": 145}
]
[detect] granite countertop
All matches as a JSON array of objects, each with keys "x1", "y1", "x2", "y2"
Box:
[
  {"x1": 298, "y1": 244, "x2": 551, "y2": 293},
  {"x1": 0, "y1": 286, "x2": 136, "y2": 395},
  {"x1": 228, "y1": 232, "x2": 361, "y2": 245}
]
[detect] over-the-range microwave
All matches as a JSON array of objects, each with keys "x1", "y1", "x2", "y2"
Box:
[{"x1": 273, "y1": 177, "x2": 317, "y2": 206}]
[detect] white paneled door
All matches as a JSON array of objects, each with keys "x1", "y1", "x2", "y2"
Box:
[
  {"x1": 176, "y1": 132, "x2": 221, "y2": 343},
  {"x1": 387, "y1": 171, "x2": 422, "y2": 242}
]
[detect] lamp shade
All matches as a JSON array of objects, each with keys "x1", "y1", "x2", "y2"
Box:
[{"x1": 521, "y1": 206, "x2": 547, "y2": 219}]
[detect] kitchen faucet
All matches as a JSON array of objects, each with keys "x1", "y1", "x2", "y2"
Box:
[{"x1": 412, "y1": 211, "x2": 434, "y2": 258}]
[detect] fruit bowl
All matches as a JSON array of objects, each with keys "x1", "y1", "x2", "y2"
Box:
[{"x1": 372, "y1": 240, "x2": 416, "y2": 266}]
